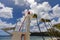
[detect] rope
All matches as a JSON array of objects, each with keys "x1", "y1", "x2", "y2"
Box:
[{"x1": 19, "y1": 16, "x2": 27, "y2": 31}]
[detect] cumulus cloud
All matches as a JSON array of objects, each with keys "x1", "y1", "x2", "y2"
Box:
[
  {"x1": 14, "y1": 0, "x2": 60, "y2": 32},
  {"x1": 30, "y1": 19, "x2": 37, "y2": 26},
  {"x1": 0, "y1": 3, "x2": 4, "y2": 8},
  {"x1": 13, "y1": 0, "x2": 36, "y2": 6},
  {"x1": 39, "y1": 23, "x2": 47, "y2": 32},
  {"x1": 0, "y1": 20, "x2": 15, "y2": 29},
  {"x1": 26, "y1": 0, "x2": 35, "y2": 4},
  {"x1": 51, "y1": 18, "x2": 60, "y2": 25},
  {"x1": 0, "y1": 19, "x2": 15, "y2": 33},
  {"x1": 41, "y1": 13, "x2": 52, "y2": 19},
  {"x1": 30, "y1": 26, "x2": 40, "y2": 32},
  {"x1": 13, "y1": 0, "x2": 29, "y2": 6},
  {"x1": 58, "y1": 18, "x2": 60, "y2": 23},
  {"x1": 52, "y1": 4, "x2": 60, "y2": 17},
  {"x1": 29, "y1": 2, "x2": 52, "y2": 20},
  {"x1": 15, "y1": 16, "x2": 26, "y2": 31},
  {"x1": 28, "y1": 1, "x2": 60, "y2": 26},
  {"x1": 0, "y1": 3, "x2": 13, "y2": 18},
  {"x1": 14, "y1": 0, "x2": 26, "y2": 6}
]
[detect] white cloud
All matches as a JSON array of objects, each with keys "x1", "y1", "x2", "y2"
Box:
[
  {"x1": 30, "y1": 26, "x2": 40, "y2": 32},
  {"x1": 0, "y1": 19, "x2": 15, "y2": 33},
  {"x1": 0, "y1": 3, "x2": 13, "y2": 18},
  {"x1": 13, "y1": 0, "x2": 30, "y2": 6},
  {"x1": 51, "y1": 18, "x2": 60, "y2": 25},
  {"x1": 39, "y1": 23, "x2": 48, "y2": 32},
  {"x1": 30, "y1": 19, "x2": 37, "y2": 26},
  {"x1": 29, "y1": 2, "x2": 52, "y2": 20},
  {"x1": 30, "y1": 2, "x2": 51, "y2": 12},
  {"x1": 52, "y1": 4, "x2": 60, "y2": 17},
  {"x1": 13, "y1": 0, "x2": 35, "y2": 6},
  {"x1": 0, "y1": 3, "x2": 4, "y2": 8},
  {"x1": 20, "y1": 1, "x2": 60, "y2": 32},
  {"x1": 14, "y1": 0, "x2": 60, "y2": 32},
  {"x1": 41, "y1": 13, "x2": 52, "y2": 19},
  {"x1": 14, "y1": 0, "x2": 26, "y2": 6},
  {"x1": 42, "y1": 2, "x2": 51, "y2": 12},
  {"x1": 0, "y1": 20, "x2": 15, "y2": 29},
  {"x1": 29, "y1": 1, "x2": 60, "y2": 25},
  {"x1": 26, "y1": 0, "x2": 35, "y2": 4},
  {"x1": 17, "y1": 15, "x2": 49, "y2": 32},
  {"x1": 58, "y1": 18, "x2": 60, "y2": 23},
  {"x1": 15, "y1": 16, "x2": 27, "y2": 31},
  {"x1": 51, "y1": 19, "x2": 58, "y2": 25}
]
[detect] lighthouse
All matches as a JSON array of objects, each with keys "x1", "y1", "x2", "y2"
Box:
[{"x1": 12, "y1": 11, "x2": 31, "y2": 40}]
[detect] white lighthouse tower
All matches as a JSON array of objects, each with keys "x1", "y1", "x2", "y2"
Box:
[{"x1": 12, "y1": 11, "x2": 31, "y2": 40}]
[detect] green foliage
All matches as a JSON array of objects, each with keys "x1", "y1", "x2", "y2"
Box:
[
  {"x1": 48, "y1": 29, "x2": 60, "y2": 37},
  {"x1": 33, "y1": 14, "x2": 37, "y2": 18},
  {"x1": 40, "y1": 18, "x2": 51, "y2": 22},
  {"x1": 53, "y1": 23, "x2": 60, "y2": 29}
]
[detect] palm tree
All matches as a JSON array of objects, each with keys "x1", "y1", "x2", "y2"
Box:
[
  {"x1": 32, "y1": 14, "x2": 41, "y2": 32},
  {"x1": 40, "y1": 18, "x2": 55, "y2": 40},
  {"x1": 52, "y1": 23, "x2": 60, "y2": 37},
  {"x1": 40, "y1": 18, "x2": 51, "y2": 31},
  {"x1": 53, "y1": 23, "x2": 60, "y2": 30},
  {"x1": 32, "y1": 14, "x2": 45, "y2": 40}
]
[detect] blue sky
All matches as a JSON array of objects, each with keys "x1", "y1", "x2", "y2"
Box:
[
  {"x1": 0, "y1": 0, "x2": 60, "y2": 35},
  {"x1": 0, "y1": 0, "x2": 60, "y2": 24}
]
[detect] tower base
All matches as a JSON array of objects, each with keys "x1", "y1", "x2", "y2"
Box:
[{"x1": 11, "y1": 32, "x2": 30, "y2": 40}]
